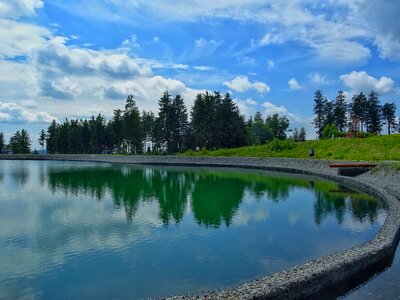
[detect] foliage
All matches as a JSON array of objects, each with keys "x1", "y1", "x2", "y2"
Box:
[
  {"x1": 9, "y1": 129, "x2": 31, "y2": 154},
  {"x1": 123, "y1": 95, "x2": 143, "y2": 154},
  {"x1": 333, "y1": 90, "x2": 347, "y2": 132},
  {"x1": 190, "y1": 91, "x2": 246, "y2": 150},
  {"x1": 313, "y1": 89, "x2": 328, "y2": 139},
  {"x1": 0, "y1": 132, "x2": 5, "y2": 153},
  {"x1": 291, "y1": 127, "x2": 306, "y2": 142},
  {"x1": 365, "y1": 91, "x2": 382, "y2": 134},
  {"x1": 349, "y1": 92, "x2": 368, "y2": 132},
  {"x1": 265, "y1": 114, "x2": 289, "y2": 140},
  {"x1": 38, "y1": 129, "x2": 46, "y2": 152},
  {"x1": 382, "y1": 102, "x2": 397, "y2": 135},
  {"x1": 322, "y1": 124, "x2": 340, "y2": 139}
]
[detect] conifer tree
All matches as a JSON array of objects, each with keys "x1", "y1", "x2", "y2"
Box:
[
  {"x1": 365, "y1": 91, "x2": 382, "y2": 134},
  {"x1": 157, "y1": 91, "x2": 174, "y2": 153},
  {"x1": 333, "y1": 90, "x2": 347, "y2": 132},
  {"x1": 0, "y1": 132, "x2": 5, "y2": 153},
  {"x1": 382, "y1": 102, "x2": 397, "y2": 135},
  {"x1": 46, "y1": 120, "x2": 58, "y2": 154},
  {"x1": 349, "y1": 92, "x2": 368, "y2": 132},
  {"x1": 123, "y1": 95, "x2": 143, "y2": 154},
  {"x1": 313, "y1": 90, "x2": 328, "y2": 139},
  {"x1": 39, "y1": 129, "x2": 46, "y2": 152},
  {"x1": 111, "y1": 109, "x2": 124, "y2": 153},
  {"x1": 172, "y1": 95, "x2": 188, "y2": 152}
]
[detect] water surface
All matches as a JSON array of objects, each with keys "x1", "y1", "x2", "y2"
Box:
[{"x1": 0, "y1": 160, "x2": 387, "y2": 299}]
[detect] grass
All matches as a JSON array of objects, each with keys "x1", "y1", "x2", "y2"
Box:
[{"x1": 181, "y1": 134, "x2": 400, "y2": 161}]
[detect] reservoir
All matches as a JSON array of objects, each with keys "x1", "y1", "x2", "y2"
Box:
[{"x1": 0, "y1": 160, "x2": 387, "y2": 299}]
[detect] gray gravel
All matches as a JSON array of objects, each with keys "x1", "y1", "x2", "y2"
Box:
[{"x1": 1, "y1": 154, "x2": 399, "y2": 300}]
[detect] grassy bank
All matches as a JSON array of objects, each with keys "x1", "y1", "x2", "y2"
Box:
[{"x1": 181, "y1": 134, "x2": 400, "y2": 161}]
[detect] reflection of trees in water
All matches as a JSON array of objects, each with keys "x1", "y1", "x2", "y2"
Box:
[
  {"x1": 0, "y1": 164, "x2": 3, "y2": 184},
  {"x1": 313, "y1": 184, "x2": 381, "y2": 225},
  {"x1": 191, "y1": 174, "x2": 246, "y2": 227},
  {"x1": 46, "y1": 167, "x2": 382, "y2": 228},
  {"x1": 11, "y1": 166, "x2": 29, "y2": 186}
]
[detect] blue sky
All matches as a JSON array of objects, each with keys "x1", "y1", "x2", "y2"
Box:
[{"x1": 1, "y1": 0, "x2": 400, "y2": 148}]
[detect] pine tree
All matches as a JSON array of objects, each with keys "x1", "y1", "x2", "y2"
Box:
[
  {"x1": 9, "y1": 130, "x2": 31, "y2": 154},
  {"x1": 142, "y1": 111, "x2": 156, "y2": 153},
  {"x1": 172, "y1": 95, "x2": 188, "y2": 152},
  {"x1": 0, "y1": 132, "x2": 5, "y2": 153},
  {"x1": 333, "y1": 91, "x2": 347, "y2": 132},
  {"x1": 46, "y1": 120, "x2": 58, "y2": 154},
  {"x1": 111, "y1": 109, "x2": 124, "y2": 153},
  {"x1": 191, "y1": 93, "x2": 209, "y2": 148},
  {"x1": 89, "y1": 114, "x2": 106, "y2": 154},
  {"x1": 20, "y1": 129, "x2": 31, "y2": 153},
  {"x1": 365, "y1": 91, "x2": 382, "y2": 134},
  {"x1": 123, "y1": 95, "x2": 143, "y2": 154},
  {"x1": 382, "y1": 102, "x2": 397, "y2": 135},
  {"x1": 157, "y1": 91, "x2": 174, "y2": 153},
  {"x1": 349, "y1": 92, "x2": 368, "y2": 132},
  {"x1": 39, "y1": 129, "x2": 46, "y2": 152},
  {"x1": 216, "y1": 92, "x2": 246, "y2": 148},
  {"x1": 313, "y1": 90, "x2": 328, "y2": 139}
]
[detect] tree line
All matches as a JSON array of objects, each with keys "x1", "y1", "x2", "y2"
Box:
[
  {"x1": 0, "y1": 91, "x2": 295, "y2": 154},
  {"x1": 313, "y1": 90, "x2": 399, "y2": 139}
]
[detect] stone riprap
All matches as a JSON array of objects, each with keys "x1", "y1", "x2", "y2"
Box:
[{"x1": 1, "y1": 154, "x2": 399, "y2": 300}]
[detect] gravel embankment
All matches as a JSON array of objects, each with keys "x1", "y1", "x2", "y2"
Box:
[{"x1": 1, "y1": 154, "x2": 399, "y2": 299}]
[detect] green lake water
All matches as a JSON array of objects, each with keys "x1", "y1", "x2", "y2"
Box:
[{"x1": 0, "y1": 160, "x2": 388, "y2": 299}]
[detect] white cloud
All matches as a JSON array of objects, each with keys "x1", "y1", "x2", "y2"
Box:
[
  {"x1": 0, "y1": 0, "x2": 43, "y2": 19},
  {"x1": 245, "y1": 98, "x2": 257, "y2": 106},
  {"x1": 49, "y1": 1, "x2": 400, "y2": 62},
  {"x1": 223, "y1": 76, "x2": 270, "y2": 93},
  {"x1": 193, "y1": 66, "x2": 215, "y2": 71},
  {"x1": 0, "y1": 19, "x2": 50, "y2": 58},
  {"x1": 0, "y1": 101, "x2": 56, "y2": 123},
  {"x1": 359, "y1": 1, "x2": 400, "y2": 60},
  {"x1": 195, "y1": 37, "x2": 219, "y2": 48},
  {"x1": 262, "y1": 101, "x2": 288, "y2": 115},
  {"x1": 340, "y1": 71, "x2": 395, "y2": 94},
  {"x1": 288, "y1": 78, "x2": 304, "y2": 90},
  {"x1": 308, "y1": 72, "x2": 329, "y2": 85},
  {"x1": 50, "y1": 77, "x2": 82, "y2": 99},
  {"x1": 121, "y1": 34, "x2": 140, "y2": 48},
  {"x1": 260, "y1": 32, "x2": 286, "y2": 46}
]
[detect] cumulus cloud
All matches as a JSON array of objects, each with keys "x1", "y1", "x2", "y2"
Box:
[
  {"x1": 360, "y1": 1, "x2": 400, "y2": 60},
  {"x1": 0, "y1": 101, "x2": 56, "y2": 123},
  {"x1": 0, "y1": 19, "x2": 50, "y2": 58},
  {"x1": 262, "y1": 101, "x2": 288, "y2": 115},
  {"x1": 288, "y1": 78, "x2": 304, "y2": 90},
  {"x1": 0, "y1": 0, "x2": 43, "y2": 19},
  {"x1": 340, "y1": 71, "x2": 395, "y2": 94},
  {"x1": 245, "y1": 98, "x2": 257, "y2": 106},
  {"x1": 223, "y1": 76, "x2": 270, "y2": 93},
  {"x1": 34, "y1": 38, "x2": 151, "y2": 79}
]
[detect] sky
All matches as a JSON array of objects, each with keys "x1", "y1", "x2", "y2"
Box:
[{"x1": 1, "y1": 0, "x2": 400, "y2": 148}]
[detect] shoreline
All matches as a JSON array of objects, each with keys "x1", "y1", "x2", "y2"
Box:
[{"x1": 1, "y1": 154, "x2": 400, "y2": 299}]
